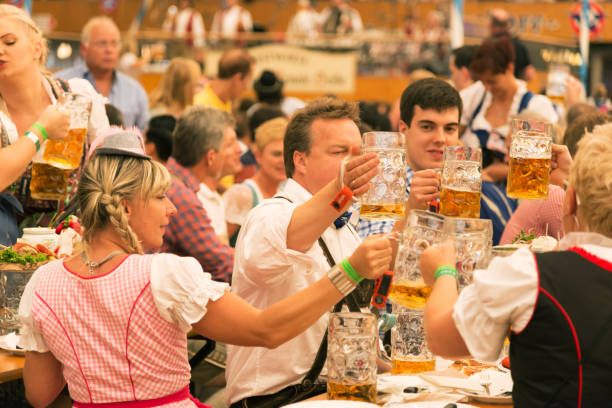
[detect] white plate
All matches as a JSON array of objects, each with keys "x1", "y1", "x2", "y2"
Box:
[
  {"x1": 391, "y1": 403, "x2": 477, "y2": 408},
  {"x1": 0, "y1": 333, "x2": 25, "y2": 356},
  {"x1": 283, "y1": 401, "x2": 379, "y2": 408},
  {"x1": 459, "y1": 369, "x2": 513, "y2": 405}
]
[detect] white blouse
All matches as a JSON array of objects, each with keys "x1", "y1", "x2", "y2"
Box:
[
  {"x1": 18, "y1": 253, "x2": 229, "y2": 352},
  {"x1": 453, "y1": 232, "x2": 612, "y2": 362},
  {"x1": 459, "y1": 80, "x2": 559, "y2": 151}
]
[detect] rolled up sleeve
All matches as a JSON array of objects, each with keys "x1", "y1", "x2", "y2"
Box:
[{"x1": 452, "y1": 248, "x2": 539, "y2": 361}]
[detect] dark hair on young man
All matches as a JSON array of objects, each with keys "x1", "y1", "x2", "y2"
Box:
[
  {"x1": 451, "y1": 45, "x2": 478, "y2": 70},
  {"x1": 249, "y1": 106, "x2": 285, "y2": 142},
  {"x1": 284, "y1": 97, "x2": 360, "y2": 178},
  {"x1": 563, "y1": 112, "x2": 610, "y2": 157},
  {"x1": 470, "y1": 35, "x2": 515, "y2": 77},
  {"x1": 105, "y1": 103, "x2": 124, "y2": 127},
  {"x1": 400, "y1": 78, "x2": 462, "y2": 127},
  {"x1": 145, "y1": 115, "x2": 176, "y2": 162},
  {"x1": 217, "y1": 49, "x2": 254, "y2": 79}
]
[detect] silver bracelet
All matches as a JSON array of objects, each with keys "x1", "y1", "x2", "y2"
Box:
[{"x1": 327, "y1": 264, "x2": 357, "y2": 296}]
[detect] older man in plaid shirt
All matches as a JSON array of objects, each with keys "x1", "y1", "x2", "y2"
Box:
[{"x1": 161, "y1": 107, "x2": 236, "y2": 283}]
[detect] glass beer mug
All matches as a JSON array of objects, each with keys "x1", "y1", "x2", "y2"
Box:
[
  {"x1": 327, "y1": 312, "x2": 377, "y2": 402},
  {"x1": 439, "y1": 146, "x2": 482, "y2": 218},
  {"x1": 546, "y1": 64, "x2": 569, "y2": 106},
  {"x1": 29, "y1": 159, "x2": 70, "y2": 200},
  {"x1": 43, "y1": 93, "x2": 91, "y2": 170},
  {"x1": 391, "y1": 306, "x2": 435, "y2": 374},
  {"x1": 443, "y1": 217, "x2": 492, "y2": 290},
  {"x1": 359, "y1": 132, "x2": 406, "y2": 220},
  {"x1": 506, "y1": 118, "x2": 553, "y2": 200},
  {"x1": 388, "y1": 210, "x2": 445, "y2": 309}
]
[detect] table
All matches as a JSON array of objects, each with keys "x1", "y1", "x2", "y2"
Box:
[
  {"x1": 305, "y1": 393, "x2": 512, "y2": 407},
  {"x1": 0, "y1": 350, "x2": 24, "y2": 384}
]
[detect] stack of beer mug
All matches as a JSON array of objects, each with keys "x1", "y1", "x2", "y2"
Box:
[
  {"x1": 30, "y1": 93, "x2": 91, "y2": 200},
  {"x1": 388, "y1": 144, "x2": 495, "y2": 374},
  {"x1": 326, "y1": 132, "x2": 406, "y2": 403}
]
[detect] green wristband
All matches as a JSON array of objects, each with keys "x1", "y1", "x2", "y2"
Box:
[
  {"x1": 340, "y1": 258, "x2": 363, "y2": 284},
  {"x1": 434, "y1": 265, "x2": 458, "y2": 282},
  {"x1": 32, "y1": 122, "x2": 48, "y2": 141},
  {"x1": 24, "y1": 131, "x2": 41, "y2": 152}
]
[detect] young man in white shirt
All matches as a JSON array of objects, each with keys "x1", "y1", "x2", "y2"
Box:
[{"x1": 226, "y1": 98, "x2": 383, "y2": 407}]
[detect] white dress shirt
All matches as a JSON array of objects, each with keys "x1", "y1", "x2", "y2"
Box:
[
  {"x1": 225, "y1": 178, "x2": 361, "y2": 404},
  {"x1": 197, "y1": 182, "x2": 228, "y2": 244},
  {"x1": 168, "y1": 8, "x2": 206, "y2": 48},
  {"x1": 453, "y1": 232, "x2": 612, "y2": 362},
  {"x1": 211, "y1": 5, "x2": 253, "y2": 39}
]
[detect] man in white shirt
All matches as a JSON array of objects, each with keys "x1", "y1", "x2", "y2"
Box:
[
  {"x1": 226, "y1": 98, "x2": 381, "y2": 407},
  {"x1": 210, "y1": 0, "x2": 253, "y2": 41},
  {"x1": 162, "y1": 0, "x2": 206, "y2": 49}
]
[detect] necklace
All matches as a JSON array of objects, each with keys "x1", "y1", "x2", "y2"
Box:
[{"x1": 80, "y1": 250, "x2": 125, "y2": 276}]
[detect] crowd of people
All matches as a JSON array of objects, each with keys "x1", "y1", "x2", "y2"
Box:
[{"x1": 1, "y1": 2, "x2": 611, "y2": 407}]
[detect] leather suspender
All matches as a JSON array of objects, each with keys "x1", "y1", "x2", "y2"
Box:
[{"x1": 274, "y1": 194, "x2": 363, "y2": 388}]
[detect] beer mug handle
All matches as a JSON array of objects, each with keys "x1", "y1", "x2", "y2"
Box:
[{"x1": 339, "y1": 155, "x2": 351, "y2": 190}]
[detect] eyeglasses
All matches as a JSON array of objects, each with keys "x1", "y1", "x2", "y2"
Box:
[{"x1": 90, "y1": 40, "x2": 120, "y2": 50}]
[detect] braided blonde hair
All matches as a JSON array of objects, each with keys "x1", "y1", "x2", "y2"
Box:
[
  {"x1": 77, "y1": 152, "x2": 171, "y2": 254},
  {"x1": 0, "y1": 5, "x2": 48, "y2": 67}
]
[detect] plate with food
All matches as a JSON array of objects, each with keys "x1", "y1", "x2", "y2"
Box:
[
  {"x1": 459, "y1": 369, "x2": 513, "y2": 405},
  {"x1": 498, "y1": 356, "x2": 511, "y2": 373}
]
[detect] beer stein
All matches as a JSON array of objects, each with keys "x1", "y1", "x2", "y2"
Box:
[
  {"x1": 359, "y1": 132, "x2": 406, "y2": 220},
  {"x1": 388, "y1": 210, "x2": 445, "y2": 309},
  {"x1": 443, "y1": 217, "x2": 492, "y2": 290},
  {"x1": 0, "y1": 268, "x2": 35, "y2": 335},
  {"x1": 43, "y1": 93, "x2": 91, "y2": 170},
  {"x1": 439, "y1": 146, "x2": 482, "y2": 218},
  {"x1": 546, "y1": 64, "x2": 569, "y2": 106},
  {"x1": 390, "y1": 306, "x2": 435, "y2": 374},
  {"x1": 327, "y1": 312, "x2": 377, "y2": 402},
  {"x1": 506, "y1": 119, "x2": 553, "y2": 200},
  {"x1": 29, "y1": 156, "x2": 70, "y2": 200}
]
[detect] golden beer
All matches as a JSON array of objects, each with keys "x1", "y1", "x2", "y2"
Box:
[
  {"x1": 327, "y1": 382, "x2": 377, "y2": 402},
  {"x1": 43, "y1": 127, "x2": 87, "y2": 170},
  {"x1": 359, "y1": 203, "x2": 405, "y2": 220},
  {"x1": 439, "y1": 187, "x2": 481, "y2": 218},
  {"x1": 388, "y1": 279, "x2": 432, "y2": 310},
  {"x1": 29, "y1": 162, "x2": 70, "y2": 200},
  {"x1": 507, "y1": 157, "x2": 551, "y2": 199},
  {"x1": 391, "y1": 358, "x2": 436, "y2": 374},
  {"x1": 547, "y1": 94, "x2": 566, "y2": 106}
]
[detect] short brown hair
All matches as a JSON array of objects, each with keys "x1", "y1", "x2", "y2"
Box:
[
  {"x1": 563, "y1": 112, "x2": 609, "y2": 157},
  {"x1": 470, "y1": 35, "x2": 515, "y2": 77},
  {"x1": 218, "y1": 49, "x2": 254, "y2": 79},
  {"x1": 284, "y1": 97, "x2": 360, "y2": 178}
]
